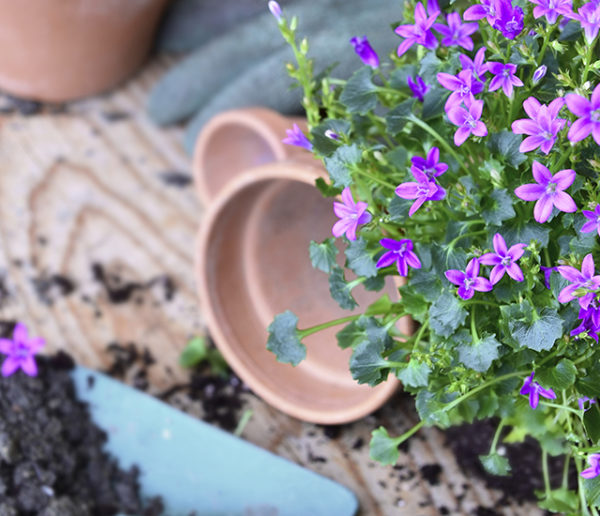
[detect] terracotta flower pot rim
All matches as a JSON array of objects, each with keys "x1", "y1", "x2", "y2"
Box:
[{"x1": 196, "y1": 162, "x2": 399, "y2": 424}]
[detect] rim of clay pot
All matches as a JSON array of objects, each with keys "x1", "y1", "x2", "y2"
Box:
[
  {"x1": 196, "y1": 161, "x2": 405, "y2": 424},
  {"x1": 192, "y1": 108, "x2": 310, "y2": 206}
]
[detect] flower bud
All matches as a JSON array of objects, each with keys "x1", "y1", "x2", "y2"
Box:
[
  {"x1": 532, "y1": 65, "x2": 547, "y2": 84},
  {"x1": 268, "y1": 1, "x2": 282, "y2": 21}
]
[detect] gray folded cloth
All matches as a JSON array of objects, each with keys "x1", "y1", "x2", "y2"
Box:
[{"x1": 147, "y1": 0, "x2": 402, "y2": 153}]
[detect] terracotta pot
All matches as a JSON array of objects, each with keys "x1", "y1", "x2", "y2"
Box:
[
  {"x1": 0, "y1": 0, "x2": 170, "y2": 102},
  {"x1": 194, "y1": 108, "x2": 411, "y2": 424},
  {"x1": 192, "y1": 107, "x2": 310, "y2": 205}
]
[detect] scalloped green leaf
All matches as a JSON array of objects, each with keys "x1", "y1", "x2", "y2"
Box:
[{"x1": 266, "y1": 311, "x2": 306, "y2": 366}]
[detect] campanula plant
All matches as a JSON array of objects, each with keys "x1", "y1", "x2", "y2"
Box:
[{"x1": 266, "y1": 0, "x2": 600, "y2": 512}]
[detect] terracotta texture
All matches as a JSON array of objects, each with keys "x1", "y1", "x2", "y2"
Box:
[
  {"x1": 194, "y1": 108, "x2": 410, "y2": 424},
  {"x1": 0, "y1": 0, "x2": 170, "y2": 102}
]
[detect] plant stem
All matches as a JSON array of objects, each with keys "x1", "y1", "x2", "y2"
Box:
[
  {"x1": 539, "y1": 402, "x2": 582, "y2": 417},
  {"x1": 562, "y1": 452, "x2": 572, "y2": 490},
  {"x1": 392, "y1": 420, "x2": 425, "y2": 446},
  {"x1": 582, "y1": 39, "x2": 597, "y2": 85},
  {"x1": 471, "y1": 305, "x2": 479, "y2": 342},
  {"x1": 353, "y1": 167, "x2": 397, "y2": 190},
  {"x1": 299, "y1": 314, "x2": 361, "y2": 337},
  {"x1": 542, "y1": 448, "x2": 551, "y2": 497},
  {"x1": 490, "y1": 419, "x2": 505, "y2": 454}
]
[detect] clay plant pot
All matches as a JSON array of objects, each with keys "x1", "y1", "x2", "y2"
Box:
[
  {"x1": 194, "y1": 108, "x2": 411, "y2": 424},
  {"x1": 192, "y1": 107, "x2": 309, "y2": 205},
  {"x1": 0, "y1": 0, "x2": 170, "y2": 102}
]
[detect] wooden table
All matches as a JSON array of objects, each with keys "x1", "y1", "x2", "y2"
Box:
[{"x1": 0, "y1": 56, "x2": 541, "y2": 516}]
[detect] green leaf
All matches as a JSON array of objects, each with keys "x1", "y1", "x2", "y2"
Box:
[
  {"x1": 329, "y1": 266, "x2": 358, "y2": 310},
  {"x1": 481, "y1": 189, "x2": 516, "y2": 226},
  {"x1": 364, "y1": 275, "x2": 385, "y2": 291},
  {"x1": 429, "y1": 291, "x2": 468, "y2": 338},
  {"x1": 396, "y1": 359, "x2": 431, "y2": 388},
  {"x1": 488, "y1": 131, "x2": 526, "y2": 167},
  {"x1": 457, "y1": 333, "x2": 501, "y2": 373},
  {"x1": 385, "y1": 146, "x2": 408, "y2": 170},
  {"x1": 415, "y1": 390, "x2": 451, "y2": 427},
  {"x1": 386, "y1": 98, "x2": 415, "y2": 134},
  {"x1": 570, "y1": 229, "x2": 596, "y2": 256},
  {"x1": 537, "y1": 488, "x2": 579, "y2": 513},
  {"x1": 179, "y1": 336, "x2": 208, "y2": 368},
  {"x1": 389, "y1": 65, "x2": 417, "y2": 90},
  {"x1": 370, "y1": 427, "x2": 399, "y2": 465},
  {"x1": 502, "y1": 301, "x2": 563, "y2": 352},
  {"x1": 479, "y1": 453, "x2": 511, "y2": 476},
  {"x1": 266, "y1": 311, "x2": 306, "y2": 366},
  {"x1": 349, "y1": 337, "x2": 388, "y2": 385},
  {"x1": 345, "y1": 237, "x2": 377, "y2": 278},
  {"x1": 584, "y1": 403, "x2": 600, "y2": 444},
  {"x1": 365, "y1": 294, "x2": 392, "y2": 315},
  {"x1": 388, "y1": 195, "x2": 412, "y2": 221},
  {"x1": 410, "y1": 268, "x2": 443, "y2": 301},
  {"x1": 422, "y1": 86, "x2": 445, "y2": 120},
  {"x1": 398, "y1": 286, "x2": 429, "y2": 323},
  {"x1": 577, "y1": 369, "x2": 600, "y2": 398},
  {"x1": 584, "y1": 475, "x2": 600, "y2": 507},
  {"x1": 536, "y1": 359, "x2": 576, "y2": 391},
  {"x1": 309, "y1": 238, "x2": 338, "y2": 274},
  {"x1": 315, "y1": 177, "x2": 342, "y2": 197},
  {"x1": 418, "y1": 52, "x2": 442, "y2": 83},
  {"x1": 340, "y1": 67, "x2": 378, "y2": 114},
  {"x1": 504, "y1": 221, "x2": 550, "y2": 248},
  {"x1": 310, "y1": 119, "x2": 351, "y2": 156},
  {"x1": 323, "y1": 144, "x2": 362, "y2": 188},
  {"x1": 336, "y1": 320, "x2": 364, "y2": 349},
  {"x1": 430, "y1": 242, "x2": 468, "y2": 274}
]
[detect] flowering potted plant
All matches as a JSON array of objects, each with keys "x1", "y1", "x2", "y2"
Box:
[{"x1": 266, "y1": 0, "x2": 600, "y2": 512}]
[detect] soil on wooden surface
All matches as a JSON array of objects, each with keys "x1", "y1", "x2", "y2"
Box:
[{"x1": 0, "y1": 323, "x2": 164, "y2": 516}]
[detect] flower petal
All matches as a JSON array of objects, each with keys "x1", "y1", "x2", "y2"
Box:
[
  {"x1": 20, "y1": 356, "x2": 38, "y2": 376},
  {"x1": 395, "y1": 182, "x2": 419, "y2": 199},
  {"x1": 553, "y1": 191, "x2": 577, "y2": 213},
  {"x1": 1, "y1": 357, "x2": 20, "y2": 377},
  {"x1": 534, "y1": 195, "x2": 554, "y2": 223},
  {"x1": 565, "y1": 93, "x2": 590, "y2": 117},
  {"x1": 514, "y1": 183, "x2": 545, "y2": 201},
  {"x1": 568, "y1": 117, "x2": 592, "y2": 142},
  {"x1": 552, "y1": 168, "x2": 576, "y2": 190},
  {"x1": 506, "y1": 263, "x2": 524, "y2": 282},
  {"x1": 582, "y1": 254, "x2": 596, "y2": 279},
  {"x1": 445, "y1": 269, "x2": 465, "y2": 286},
  {"x1": 376, "y1": 251, "x2": 397, "y2": 269},
  {"x1": 532, "y1": 160, "x2": 552, "y2": 185}
]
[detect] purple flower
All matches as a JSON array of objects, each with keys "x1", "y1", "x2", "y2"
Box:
[
  {"x1": 350, "y1": 36, "x2": 379, "y2": 68},
  {"x1": 282, "y1": 123, "x2": 313, "y2": 151},
  {"x1": 268, "y1": 1, "x2": 282, "y2": 21},
  {"x1": 434, "y1": 12, "x2": 478, "y2": 50},
  {"x1": 573, "y1": 2, "x2": 600, "y2": 44},
  {"x1": 395, "y1": 2, "x2": 439, "y2": 57},
  {"x1": 511, "y1": 97, "x2": 567, "y2": 154},
  {"x1": 493, "y1": 0, "x2": 524, "y2": 39},
  {"x1": 540, "y1": 265, "x2": 556, "y2": 288},
  {"x1": 445, "y1": 258, "x2": 493, "y2": 300},
  {"x1": 582, "y1": 454, "x2": 600, "y2": 479},
  {"x1": 519, "y1": 372, "x2": 556, "y2": 409},
  {"x1": 528, "y1": 0, "x2": 573, "y2": 24},
  {"x1": 565, "y1": 83, "x2": 600, "y2": 145},
  {"x1": 459, "y1": 47, "x2": 488, "y2": 82},
  {"x1": 0, "y1": 322, "x2": 45, "y2": 377},
  {"x1": 572, "y1": 300, "x2": 600, "y2": 340},
  {"x1": 514, "y1": 161, "x2": 577, "y2": 223},
  {"x1": 332, "y1": 187, "x2": 372, "y2": 241},
  {"x1": 395, "y1": 167, "x2": 446, "y2": 216},
  {"x1": 447, "y1": 99, "x2": 488, "y2": 146},
  {"x1": 464, "y1": 0, "x2": 499, "y2": 24},
  {"x1": 556, "y1": 253, "x2": 600, "y2": 308},
  {"x1": 582, "y1": 204, "x2": 600, "y2": 235},
  {"x1": 437, "y1": 69, "x2": 485, "y2": 109},
  {"x1": 579, "y1": 396, "x2": 597, "y2": 411},
  {"x1": 532, "y1": 65, "x2": 547, "y2": 84},
  {"x1": 411, "y1": 147, "x2": 448, "y2": 179},
  {"x1": 376, "y1": 238, "x2": 422, "y2": 276},
  {"x1": 324, "y1": 129, "x2": 340, "y2": 140},
  {"x1": 408, "y1": 76, "x2": 430, "y2": 102},
  {"x1": 487, "y1": 62, "x2": 524, "y2": 98},
  {"x1": 479, "y1": 233, "x2": 527, "y2": 284}
]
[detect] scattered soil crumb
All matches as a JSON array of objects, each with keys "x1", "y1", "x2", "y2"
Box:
[
  {"x1": 31, "y1": 273, "x2": 76, "y2": 305},
  {"x1": 420, "y1": 464, "x2": 442, "y2": 486},
  {"x1": 158, "y1": 170, "x2": 193, "y2": 188},
  {"x1": 101, "y1": 110, "x2": 131, "y2": 122}
]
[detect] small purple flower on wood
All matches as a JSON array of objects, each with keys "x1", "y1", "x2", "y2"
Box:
[
  {"x1": 437, "y1": 69, "x2": 484, "y2": 110},
  {"x1": 487, "y1": 62, "x2": 524, "y2": 98},
  {"x1": 582, "y1": 204, "x2": 600, "y2": 235},
  {"x1": 511, "y1": 97, "x2": 566, "y2": 154},
  {"x1": 395, "y1": 167, "x2": 446, "y2": 216},
  {"x1": 479, "y1": 233, "x2": 527, "y2": 284},
  {"x1": 556, "y1": 253, "x2": 600, "y2": 309},
  {"x1": 514, "y1": 160, "x2": 576, "y2": 223},
  {"x1": 573, "y1": 2, "x2": 600, "y2": 44},
  {"x1": 459, "y1": 47, "x2": 488, "y2": 82},
  {"x1": 493, "y1": 0, "x2": 524, "y2": 39},
  {"x1": 332, "y1": 187, "x2": 372, "y2": 241},
  {"x1": 582, "y1": 454, "x2": 600, "y2": 479},
  {"x1": 464, "y1": 0, "x2": 499, "y2": 24},
  {"x1": 528, "y1": 0, "x2": 573, "y2": 24},
  {"x1": 268, "y1": 1, "x2": 282, "y2": 21},
  {"x1": 579, "y1": 396, "x2": 597, "y2": 411},
  {"x1": 0, "y1": 322, "x2": 45, "y2": 377},
  {"x1": 408, "y1": 76, "x2": 430, "y2": 102},
  {"x1": 376, "y1": 238, "x2": 422, "y2": 276},
  {"x1": 445, "y1": 258, "x2": 493, "y2": 300},
  {"x1": 282, "y1": 123, "x2": 313, "y2": 151},
  {"x1": 565, "y1": 83, "x2": 600, "y2": 145},
  {"x1": 434, "y1": 12, "x2": 478, "y2": 50},
  {"x1": 350, "y1": 36, "x2": 380, "y2": 68},
  {"x1": 520, "y1": 372, "x2": 556, "y2": 409},
  {"x1": 411, "y1": 147, "x2": 448, "y2": 179},
  {"x1": 395, "y1": 2, "x2": 439, "y2": 57},
  {"x1": 447, "y1": 99, "x2": 488, "y2": 146}
]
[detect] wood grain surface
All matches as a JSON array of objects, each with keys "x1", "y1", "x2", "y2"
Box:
[{"x1": 0, "y1": 55, "x2": 541, "y2": 516}]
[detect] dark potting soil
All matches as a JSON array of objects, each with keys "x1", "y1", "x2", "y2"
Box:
[{"x1": 0, "y1": 327, "x2": 164, "y2": 515}]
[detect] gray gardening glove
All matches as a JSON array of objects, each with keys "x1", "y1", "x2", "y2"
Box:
[{"x1": 147, "y1": 0, "x2": 402, "y2": 153}]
